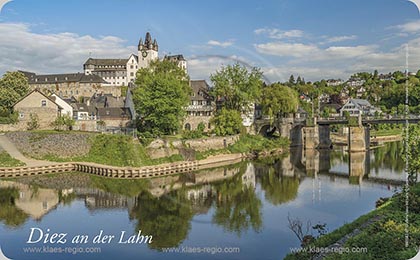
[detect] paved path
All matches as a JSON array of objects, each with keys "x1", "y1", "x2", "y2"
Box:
[{"x1": 0, "y1": 134, "x2": 54, "y2": 167}]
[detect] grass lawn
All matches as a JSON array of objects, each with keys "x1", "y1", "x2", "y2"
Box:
[
  {"x1": 0, "y1": 151, "x2": 25, "y2": 167},
  {"x1": 371, "y1": 128, "x2": 403, "y2": 137}
]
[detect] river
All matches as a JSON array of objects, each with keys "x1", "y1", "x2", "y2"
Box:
[{"x1": 0, "y1": 142, "x2": 404, "y2": 260}]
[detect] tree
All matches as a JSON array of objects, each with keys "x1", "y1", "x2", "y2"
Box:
[
  {"x1": 210, "y1": 63, "x2": 263, "y2": 113},
  {"x1": 0, "y1": 71, "x2": 29, "y2": 97},
  {"x1": 0, "y1": 71, "x2": 29, "y2": 110},
  {"x1": 133, "y1": 60, "x2": 190, "y2": 136},
  {"x1": 261, "y1": 83, "x2": 299, "y2": 122},
  {"x1": 288, "y1": 75, "x2": 295, "y2": 85},
  {"x1": 402, "y1": 124, "x2": 420, "y2": 185},
  {"x1": 211, "y1": 108, "x2": 243, "y2": 136},
  {"x1": 373, "y1": 69, "x2": 379, "y2": 80}
]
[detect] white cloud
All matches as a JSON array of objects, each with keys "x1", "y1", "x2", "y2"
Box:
[
  {"x1": 254, "y1": 28, "x2": 304, "y2": 39},
  {"x1": 207, "y1": 39, "x2": 234, "y2": 47},
  {"x1": 321, "y1": 35, "x2": 357, "y2": 44},
  {"x1": 0, "y1": 22, "x2": 134, "y2": 75},
  {"x1": 254, "y1": 42, "x2": 318, "y2": 57},
  {"x1": 393, "y1": 20, "x2": 420, "y2": 33}
]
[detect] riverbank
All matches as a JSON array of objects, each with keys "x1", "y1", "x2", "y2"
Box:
[
  {"x1": 0, "y1": 132, "x2": 288, "y2": 179},
  {"x1": 2, "y1": 132, "x2": 289, "y2": 167},
  {"x1": 284, "y1": 183, "x2": 420, "y2": 260}
]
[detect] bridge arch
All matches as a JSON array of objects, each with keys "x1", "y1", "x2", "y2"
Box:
[{"x1": 258, "y1": 124, "x2": 277, "y2": 137}]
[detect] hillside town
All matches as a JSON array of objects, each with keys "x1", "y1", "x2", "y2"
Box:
[
  {"x1": 0, "y1": 31, "x2": 409, "y2": 135},
  {"x1": 0, "y1": 32, "x2": 216, "y2": 134},
  {"x1": 1, "y1": 1, "x2": 420, "y2": 260}
]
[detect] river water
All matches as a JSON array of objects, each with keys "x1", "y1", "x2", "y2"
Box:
[{"x1": 0, "y1": 142, "x2": 404, "y2": 260}]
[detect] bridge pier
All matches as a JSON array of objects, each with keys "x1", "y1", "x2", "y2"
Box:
[
  {"x1": 348, "y1": 126, "x2": 370, "y2": 152},
  {"x1": 303, "y1": 126, "x2": 319, "y2": 149},
  {"x1": 318, "y1": 125, "x2": 332, "y2": 149},
  {"x1": 278, "y1": 118, "x2": 303, "y2": 147}
]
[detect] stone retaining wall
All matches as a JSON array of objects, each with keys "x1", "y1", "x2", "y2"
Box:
[
  {"x1": 147, "y1": 135, "x2": 240, "y2": 159},
  {"x1": 6, "y1": 132, "x2": 94, "y2": 158}
]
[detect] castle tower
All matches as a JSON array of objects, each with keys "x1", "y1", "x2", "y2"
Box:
[{"x1": 138, "y1": 32, "x2": 158, "y2": 68}]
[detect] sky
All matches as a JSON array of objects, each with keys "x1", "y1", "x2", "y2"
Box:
[{"x1": 0, "y1": 0, "x2": 420, "y2": 83}]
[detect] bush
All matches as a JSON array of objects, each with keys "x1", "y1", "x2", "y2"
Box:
[
  {"x1": 0, "y1": 110, "x2": 18, "y2": 124},
  {"x1": 228, "y1": 134, "x2": 289, "y2": 154},
  {"x1": 51, "y1": 115, "x2": 75, "y2": 131},
  {"x1": 26, "y1": 113, "x2": 39, "y2": 130},
  {"x1": 182, "y1": 122, "x2": 206, "y2": 139}
]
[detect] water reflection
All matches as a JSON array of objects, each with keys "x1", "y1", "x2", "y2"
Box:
[{"x1": 0, "y1": 142, "x2": 405, "y2": 258}]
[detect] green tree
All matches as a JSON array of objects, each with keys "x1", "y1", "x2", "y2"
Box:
[
  {"x1": 0, "y1": 87, "x2": 20, "y2": 109},
  {"x1": 133, "y1": 60, "x2": 190, "y2": 136},
  {"x1": 211, "y1": 108, "x2": 243, "y2": 136},
  {"x1": 0, "y1": 71, "x2": 29, "y2": 98},
  {"x1": 289, "y1": 75, "x2": 295, "y2": 85},
  {"x1": 402, "y1": 124, "x2": 420, "y2": 185},
  {"x1": 0, "y1": 71, "x2": 30, "y2": 111},
  {"x1": 210, "y1": 63, "x2": 263, "y2": 113},
  {"x1": 261, "y1": 83, "x2": 299, "y2": 122},
  {"x1": 373, "y1": 69, "x2": 379, "y2": 80}
]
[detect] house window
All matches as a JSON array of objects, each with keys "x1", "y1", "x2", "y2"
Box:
[
  {"x1": 130, "y1": 65, "x2": 134, "y2": 69},
  {"x1": 41, "y1": 100, "x2": 47, "y2": 107},
  {"x1": 130, "y1": 72, "x2": 134, "y2": 76}
]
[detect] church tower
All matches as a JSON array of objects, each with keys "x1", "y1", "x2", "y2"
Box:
[{"x1": 138, "y1": 32, "x2": 158, "y2": 68}]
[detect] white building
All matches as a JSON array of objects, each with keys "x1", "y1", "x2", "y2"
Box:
[
  {"x1": 326, "y1": 79, "x2": 344, "y2": 87},
  {"x1": 50, "y1": 94, "x2": 73, "y2": 118},
  {"x1": 340, "y1": 98, "x2": 379, "y2": 117},
  {"x1": 346, "y1": 78, "x2": 365, "y2": 87},
  {"x1": 83, "y1": 32, "x2": 186, "y2": 87}
]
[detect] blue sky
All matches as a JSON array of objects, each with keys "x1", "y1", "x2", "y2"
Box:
[{"x1": 0, "y1": 0, "x2": 420, "y2": 82}]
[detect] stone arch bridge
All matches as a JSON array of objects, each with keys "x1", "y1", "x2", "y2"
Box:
[{"x1": 254, "y1": 116, "x2": 420, "y2": 152}]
